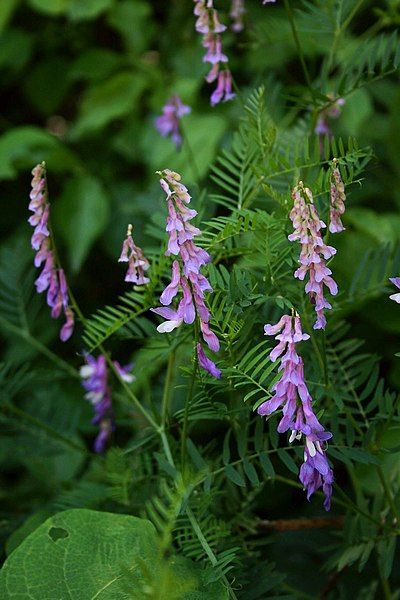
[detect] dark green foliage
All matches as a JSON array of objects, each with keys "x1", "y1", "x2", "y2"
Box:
[{"x1": 1, "y1": 1, "x2": 400, "y2": 598}]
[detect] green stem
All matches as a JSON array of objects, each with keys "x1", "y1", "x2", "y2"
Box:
[
  {"x1": 283, "y1": 0, "x2": 316, "y2": 104},
  {"x1": 181, "y1": 354, "x2": 197, "y2": 473},
  {"x1": 376, "y1": 465, "x2": 399, "y2": 524},
  {"x1": 186, "y1": 507, "x2": 238, "y2": 600},
  {"x1": 161, "y1": 351, "x2": 175, "y2": 428},
  {"x1": 3, "y1": 402, "x2": 89, "y2": 455},
  {"x1": 0, "y1": 315, "x2": 79, "y2": 379}
]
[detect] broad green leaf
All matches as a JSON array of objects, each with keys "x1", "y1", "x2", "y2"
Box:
[
  {"x1": 67, "y1": 0, "x2": 114, "y2": 21},
  {"x1": 53, "y1": 175, "x2": 110, "y2": 272},
  {"x1": 70, "y1": 48, "x2": 122, "y2": 82},
  {"x1": 28, "y1": 0, "x2": 69, "y2": 15},
  {"x1": 0, "y1": 509, "x2": 228, "y2": 599},
  {"x1": 23, "y1": 58, "x2": 72, "y2": 115},
  {"x1": 107, "y1": 0, "x2": 154, "y2": 53},
  {"x1": 72, "y1": 72, "x2": 147, "y2": 138},
  {"x1": 0, "y1": 0, "x2": 20, "y2": 35},
  {"x1": 0, "y1": 126, "x2": 81, "y2": 180}
]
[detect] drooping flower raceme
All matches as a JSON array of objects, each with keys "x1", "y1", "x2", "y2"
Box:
[
  {"x1": 257, "y1": 313, "x2": 333, "y2": 510},
  {"x1": 151, "y1": 169, "x2": 221, "y2": 378},
  {"x1": 329, "y1": 160, "x2": 346, "y2": 234},
  {"x1": 194, "y1": 0, "x2": 235, "y2": 106},
  {"x1": 230, "y1": 0, "x2": 245, "y2": 31},
  {"x1": 28, "y1": 163, "x2": 74, "y2": 341},
  {"x1": 119, "y1": 224, "x2": 150, "y2": 285},
  {"x1": 289, "y1": 183, "x2": 338, "y2": 330},
  {"x1": 80, "y1": 354, "x2": 134, "y2": 453},
  {"x1": 155, "y1": 95, "x2": 191, "y2": 149},
  {"x1": 389, "y1": 278, "x2": 400, "y2": 303}
]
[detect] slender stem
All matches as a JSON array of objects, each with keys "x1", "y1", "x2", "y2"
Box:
[
  {"x1": 0, "y1": 315, "x2": 79, "y2": 379},
  {"x1": 3, "y1": 402, "x2": 89, "y2": 455},
  {"x1": 186, "y1": 507, "x2": 238, "y2": 600},
  {"x1": 181, "y1": 126, "x2": 201, "y2": 183},
  {"x1": 283, "y1": 0, "x2": 316, "y2": 104},
  {"x1": 161, "y1": 351, "x2": 175, "y2": 427},
  {"x1": 180, "y1": 352, "x2": 198, "y2": 472},
  {"x1": 376, "y1": 465, "x2": 399, "y2": 524},
  {"x1": 376, "y1": 549, "x2": 392, "y2": 600}
]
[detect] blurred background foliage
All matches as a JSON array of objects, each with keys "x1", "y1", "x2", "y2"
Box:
[{"x1": 1, "y1": 0, "x2": 400, "y2": 597}]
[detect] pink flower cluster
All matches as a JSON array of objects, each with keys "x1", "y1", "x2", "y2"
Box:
[
  {"x1": 151, "y1": 169, "x2": 221, "y2": 378},
  {"x1": 257, "y1": 313, "x2": 333, "y2": 510},
  {"x1": 194, "y1": 0, "x2": 235, "y2": 106},
  {"x1": 28, "y1": 163, "x2": 74, "y2": 341},
  {"x1": 155, "y1": 95, "x2": 191, "y2": 149},
  {"x1": 119, "y1": 224, "x2": 150, "y2": 285},
  {"x1": 289, "y1": 183, "x2": 338, "y2": 330},
  {"x1": 329, "y1": 161, "x2": 346, "y2": 234}
]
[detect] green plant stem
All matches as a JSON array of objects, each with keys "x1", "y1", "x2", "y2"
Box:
[
  {"x1": 181, "y1": 127, "x2": 201, "y2": 183},
  {"x1": 376, "y1": 465, "x2": 399, "y2": 524},
  {"x1": 180, "y1": 354, "x2": 197, "y2": 473},
  {"x1": 283, "y1": 0, "x2": 316, "y2": 104},
  {"x1": 161, "y1": 351, "x2": 175, "y2": 428},
  {"x1": 376, "y1": 549, "x2": 392, "y2": 600},
  {"x1": 0, "y1": 315, "x2": 79, "y2": 379},
  {"x1": 68, "y1": 287, "x2": 160, "y2": 432},
  {"x1": 3, "y1": 402, "x2": 89, "y2": 455},
  {"x1": 186, "y1": 507, "x2": 238, "y2": 600}
]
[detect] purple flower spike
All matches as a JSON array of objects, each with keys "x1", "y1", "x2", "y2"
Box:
[
  {"x1": 289, "y1": 183, "x2": 338, "y2": 330},
  {"x1": 80, "y1": 354, "x2": 134, "y2": 453},
  {"x1": 155, "y1": 95, "x2": 191, "y2": 149},
  {"x1": 193, "y1": 0, "x2": 236, "y2": 105},
  {"x1": 152, "y1": 169, "x2": 221, "y2": 378},
  {"x1": 197, "y1": 343, "x2": 221, "y2": 378},
  {"x1": 299, "y1": 433, "x2": 334, "y2": 511},
  {"x1": 118, "y1": 224, "x2": 150, "y2": 285},
  {"x1": 389, "y1": 277, "x2": 400, "y2": 303},
  {"x1": 329, "y1": 161, "x2": 346, "y2": 233},
  {"x1": 258, "y1": 312, "x2": 333, "y2": 510},
  {"x1": 28, "y1": 163, "x2": 74, "y2": 341}
]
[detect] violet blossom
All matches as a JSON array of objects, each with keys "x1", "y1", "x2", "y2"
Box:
[
  {"x1": 194, "y1": 0, "x2": 235, "y2": 105},
  {"x1": 257, "y1": 313, "x2": 333, "y2": 510},
  {"x1": 118, "y1": 224, "x2": 150, "y2": 285},
  {"x1": 155, "y1": 95, "x2": 191, "y2": 149},
  {"x1": 151, "y1": 169, "x2": 221, "y2": 378},
  {"x1": 329, "y1": 160, "x2": 346, "y2": 233},
  {"x1": 80, "y1": 354, "x2": 134, "y2": 453},
  {"x1": 28, "y1": 163, "x2": 74, "y2": 341},
  {"x1": 389, "y1": 278, "x2": 400, "y2": 303},
  {"x1": 289, "y1": 182, "x2": 338, "y2": 330}
]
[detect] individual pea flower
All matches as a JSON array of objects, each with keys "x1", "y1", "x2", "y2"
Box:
[
  {"x1": 155, "y1": 95, "x2": 191, "y2": 149},
  {"x1": 389, "y1": 278, "x2": 400, "y2": 303},
  {"x1": 257, "y1": 312, "x2": 333, "y2": 510},
  {"x1": 289, "y1": 182, "x2": 338, "y2": 330},
  {"x1": 315, "y1": 94, "x2": 345, "y2": 138},
  {"x1": 28, "y1": 163, "x2": 74, "y2": 341},
  {"x1": 193, "y1": 0, "x2": 235, "y2": 105},
  {"x1": 230, "y1": 0, "x2": 245, "y2": 32},
  {"x1": 329, "y1": 160, "x2": 346, "y2": 234},
  {"x1": 118, "y1": 224, "x2": 150, "y2": 285},
  {"x1": 80, "y1": 354, "x2": 134, "y2": 453},
  {"x1": 151, "y1": 169, "x2": 221, "y2": 377}
]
